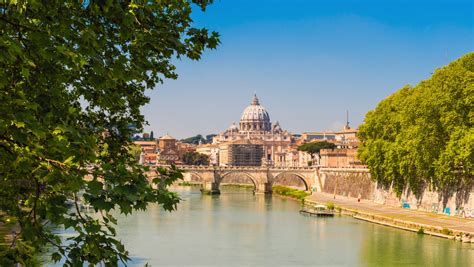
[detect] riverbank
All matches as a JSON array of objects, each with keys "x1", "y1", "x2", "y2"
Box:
[
  {"x1": 220, "y1": 183, "x2": 254, "y2": 189},
  {"x1": 305, "y1": 192, "x2": 474, "y2": 243},
  {"x1": 177, "y1": 181, "x2": 201, "y2": 186},
  {"x1": 272, "y1": 185, "x2": 309, "y2": 201},
  {"x1": 176, "y1": 182, "x2": 255, "y2": 188}
]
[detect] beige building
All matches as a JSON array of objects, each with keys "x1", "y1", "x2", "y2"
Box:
[
  {"x1": 134, "y1": 140, "x2": 157, "y2": 154},
  {"x1": 285, "y1": 149, "x2": 313, "y2": 167},
  {"x1": 291, "y1": 121, "x2": 363, "y2": 168},
  {"x1": 299, "y1": 131, "x2": 336, "y2": 144},
  {"x1": 218, "y1": 139, "x2": 264, "y2": 166},
  {"x1": 156, "y1": 134, "x2": 179, "y2": 164},
  {"x1": 319, "y1": 148, "x2": 363, "y2": 167},
  {"x1": 319, "y1": 124, "x2": 362, "y2": 167},
  {"x1": 177, "y1": 142, "x2": 197, "y2": 159},
  {"x1": 135, "y1": 140, "x2": 157, "y2": 165},
  {"x1": 136, "y1": 134, "x2": 198, "y2": 165},
  {"x1": 213, "y1": 95, "x2": 293, "y2": 167},
  {"x1": 196, "y1": 143, "x2": 219, "y2": 165}
]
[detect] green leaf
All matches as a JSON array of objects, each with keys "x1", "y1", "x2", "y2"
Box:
[
  {"x1": 0, "y1": 0, "x2": 220, "y2": 264},
  {"x1": 88, "y1": 180, "x2": 104, "y2": 194}
]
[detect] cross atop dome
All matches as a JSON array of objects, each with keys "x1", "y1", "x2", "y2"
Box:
[{"x1": 251, "y1": 94, "x2": 260, "y2": 105}]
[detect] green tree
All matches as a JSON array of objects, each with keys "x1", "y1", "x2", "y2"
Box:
[
  {"x1": 182, "y1": 152, "x2": 210, "y2": 166},
  {"x1": 358, "y1": 53, "x2": 473, "y2": 196},
  {"x1": 297, "y1": 141, "x2": 336, "y2": 165},
  {"x1": 129, "y1": 144, "x2": 142, "y2": 162},
  {"x1": 0, "y1": 0, "x2": 219, "y2": 265},
  {"x1": 181, "y1": 134, "x2": 206, "y2": 145}
]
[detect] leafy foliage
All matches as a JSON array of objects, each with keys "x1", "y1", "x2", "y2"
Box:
[
  {"x1": 297, "y1": 141, "x2": 336, "y2": 156},
  {"x1": 182, "y1": 151, "x2": 210, "y2": 166},
  {"x1": 205, "y1": 134, "x2": 217, "y2": 143},
  {"x1": 325, "y1": 202, "x2": 335, "y2": 211},
  {"x1": 297, "y1": 141, "x2": 336, "y2": 164},
  {"x1": 181, "y1": 134, "x2": 206, "y2": 145},
  {"x1": 0, "y1": 0, "x2": 218, "y2": 265},
  {"x1": 129, "y1": 144, "x2": 142, "y2": 161},
  {"x1": 181, "y1": 134, "x2": 216, "y2": 145},
  {"x1": 272, "y1": 185, "x2": 309, "y2": 200},
  {"x1": 358, "y1": 53, "x2": 473, "y2": 196}
]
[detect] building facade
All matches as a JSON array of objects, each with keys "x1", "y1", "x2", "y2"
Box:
[
  {"x1": 135, "y1": 140, "x2": 157, "y2": 165},
  {"x1": 156, "y1": 134, "x2": 180, "y2": 164},
  {"x1": 218, "y1": 140, "x2": 264, "y2": 166},
  {"x1": 136, "y1": 134, "x2": 189, "y2": 165},
  {"x1": 212, "y1": 95, "x2": 293, "y2": 167},
  {"x1": 319, "y1": 125, "x2": 362, "y2": 167},
  {"x1": 196, "y1": 144, "x2": 219, "y2": 165}
]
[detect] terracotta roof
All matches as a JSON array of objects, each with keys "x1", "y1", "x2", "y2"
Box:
[
  {"x1": 159, "y1": 134, "x2": 176, "y2": 140},
  {"x1": 134, "y1": 141, "x2": 156, "y2": 145}
]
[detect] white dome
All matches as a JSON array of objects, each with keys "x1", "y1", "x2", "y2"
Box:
[
  {"x1": 239, "y1": 94, "x2": 271, "y2": 132},
  {"x1": 240, "y1": 105, "x2": 270, "y2": 122}
]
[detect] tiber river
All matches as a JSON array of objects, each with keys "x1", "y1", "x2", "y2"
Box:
[{"x1": 51, "y1": 186, "x2": 473, "y2": 266}]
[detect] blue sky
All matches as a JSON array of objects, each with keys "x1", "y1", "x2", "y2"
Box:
[{"x1": 142, "y1": 0, "x2": 473, "y2": 139}]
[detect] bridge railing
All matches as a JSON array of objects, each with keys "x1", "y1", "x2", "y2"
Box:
[
  {"x1": 181, "y1": 165, "x2": 318, "y2": 170},
  {"x1": 153, "y1": 164, "x2": 368, "y2": 172},
  {"x1": 319, "y1": 166, "x2": 369, "y2": 172}
]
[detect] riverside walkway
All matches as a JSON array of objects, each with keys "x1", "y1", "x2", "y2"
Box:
[{"x1": 306, "y1": 192, "x2": 474, "y2": 240}]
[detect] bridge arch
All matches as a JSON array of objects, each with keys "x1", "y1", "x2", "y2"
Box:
[
  {"x1": 271, "y1": 172, "x2": 310, "y2": 191},
  {"x1": 185, "y1": 171, "x2": 205, "y2": 183},
  {"x1": 218, "y1": 171, "x2": 258, "y2": 190}
]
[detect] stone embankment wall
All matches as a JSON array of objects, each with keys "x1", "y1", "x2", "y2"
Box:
[
  {"x1": 320, "y1": 170, "x2": 373, "y2": 199},
  {"x1": 319, "y1": 169, "x2": 474, "y2": 217}
]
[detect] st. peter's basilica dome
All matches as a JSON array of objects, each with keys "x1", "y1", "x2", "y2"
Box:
[{"x1": 239, "y1": 94, "x2": 271, "y2": 132}]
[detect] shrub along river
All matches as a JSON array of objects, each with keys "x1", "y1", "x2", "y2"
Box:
[{"x1": 49, "y1": 186, "x2": 473, "y2": 266}]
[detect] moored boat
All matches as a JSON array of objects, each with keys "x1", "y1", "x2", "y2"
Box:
[{"x1": 299, "y1": 204, "x2": 335, "y2": 217}]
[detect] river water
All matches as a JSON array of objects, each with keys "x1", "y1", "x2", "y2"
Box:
[
  {"x1": 50, "y1": 186, "x2": 473, "y2": 266},
  {"x1": 105, "y1": 186, "x2": 472, "y2": 266}
]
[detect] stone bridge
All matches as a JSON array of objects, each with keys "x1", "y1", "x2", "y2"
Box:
[
  {"x1": 177, "y1": 165, "x2": 319, "y2": 194},
  {"x1": 148, "y1": 165, "x2": 370, "y2": 195}
]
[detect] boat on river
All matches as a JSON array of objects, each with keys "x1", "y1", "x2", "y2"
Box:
[{"x1": 299, "y1": 204, "x2": 335, "y2": 217}]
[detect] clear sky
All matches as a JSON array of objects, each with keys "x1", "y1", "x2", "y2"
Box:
[{"x1": 142, "y1": 0, "x2": 473, "y2": 139}]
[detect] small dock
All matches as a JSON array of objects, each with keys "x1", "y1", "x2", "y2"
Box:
[
  {"x1": 299, "y1": 209, "x2": 335, "y2": 217},
  {"x1": 299, "y1": 204, "x2": 335, "y2": 217}
]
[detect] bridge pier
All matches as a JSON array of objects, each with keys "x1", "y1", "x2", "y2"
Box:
[
  {"x1": 201, "y1": 182, "x2": 220, "y2": 195},
  {"x1": 254, "y1": 183, "x2": 272, "y2": 194}
]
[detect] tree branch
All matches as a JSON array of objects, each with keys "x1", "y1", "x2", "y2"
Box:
[
  {"x1": 0, "y1": 16, "x2": 41, "y2": 32},
  {"x1": 73, "y1": 193, "x2": 87, "y2": 223}
]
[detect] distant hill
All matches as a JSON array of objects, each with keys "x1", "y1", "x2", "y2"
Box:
[{"x1": 181, "y1": 134, "x2": 216, "y2": 145}]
